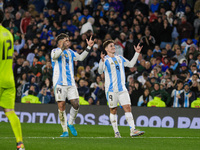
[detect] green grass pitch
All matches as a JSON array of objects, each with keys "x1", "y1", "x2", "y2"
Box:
[{"x1": 0, "y1": 122, "x2": 200, "y2": 150}]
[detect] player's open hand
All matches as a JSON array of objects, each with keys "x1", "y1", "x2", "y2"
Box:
[
  {"x1": 134, "y1": 43, "x2": 143, "y2": 53},
  {"x1": 86, "y1": 36, "x2": 94, "y2": 47},
  {"x1": 101, "y1": 52, "x2": 105, "y2": 62}
]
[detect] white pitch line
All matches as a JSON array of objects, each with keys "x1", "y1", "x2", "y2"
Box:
[{"x1": 0, "y1": 137, "x2": 199, "y2": 139}]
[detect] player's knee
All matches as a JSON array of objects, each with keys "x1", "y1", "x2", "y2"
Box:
[
  {"x1": 58, "y1": 103, "x2": 65, "y2": 111},
  {"x1": 71, "y1": 99, "x2": 79, "y2": 110},
  {"x1": 110, "y1": 108, "x2": 117, "y2": 114},
  {"x1": 73, "y1": 104, "x2": 79, "y2": 110}
]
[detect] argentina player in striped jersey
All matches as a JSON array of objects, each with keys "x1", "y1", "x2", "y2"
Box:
[
  {"x1": 98, "y1": 40, "x2": 145, "y2": 137},
  {"x1": 51, "y1": 33, "x2": 94, "y2": 137}
]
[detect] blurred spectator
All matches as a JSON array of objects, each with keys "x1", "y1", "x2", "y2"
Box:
[
  {"x1": 171, "y1": 80, "x2": 184, "y2": 107},
  {"x1": 179, "y1": 83, "x2": 196, "y2": 107},
  {"x1": 0, "y1": 0, "x2": 3, "y2": 11},
  {"x1": 178, "y1": 62, "x2": 189, "y2": 81},
  {"x1": 14, "y1": 34, "x2": 25, "y2": 54},
  {"x1": 66, "y1": 19, "x2": 78, "y2": 35},
  {"x1": 21, "y1": 60, "x2": 31, "y2": 74},
  {"x1": 114, "y1": 38, "x2": 124, "y2": 56},
  {"x1": 124, "y1": 32, "x2": 136, "y2": 61},
  {"x1": 30, "y1": 0, "x2": 45, "y2": 13},
  {"x1": 20, "y1": 11, "x2": 31, "y2": 34},
  {"x1": 160, "y1": 19, "x2": 173, "y2": 49},
  {"x1": 79, "y1": 8, "x2": 92, "y2": 21},
  {"x1": 31, "y1": 56, "x2": 43, "y2": 78},
  {"x1": 150, "y1": 0, "x2": 159, "y2": 13},
  {"x1": 80, "y1": 17, "x2": 94, "y2": 35},
  {"x1": 172, "y1": 18, "x2": 179, "y2": 45},
  {"x1": 181, "y1": 38, "x2": 197, "y2": 56},
  {"x1": 2, "y1": 11, "x2": 11, "y2": 27},
  {"x1": 177, "y1": 15, "x2": 193, "y2": 41},
  {"x1": 46, "y1": 0, "x2": 59, "y2": 12},
  {"x1": 37, "y1": 86, "x2": 51, "y2": 104},
  {"x1": 188, "y1": 73, "x2": 200, "y2": 98},
  {"x1": 26, "y1": 18, "x2": 38, "y2": 39},
  {"x1": 144, "y1": 49, "x2": 153, "y2": 62},
  {"x1": 134, "y1": 0, "x2": 149, "y2": 17},
  {"x1": 140, "y1": 28, "x2": 156, "y2": 55},
  {"x1": 42, "y1": 61, "x2": 53, "y2": 82},
  {"x1": 151, "y1": 82, "x2": 171, "y2": 106},
  {"x1": 194, "y1": 11, "x2": 200, "y2": 39},
  {"x1": 28, "y1": 4, "x2": 39, "y2": 17},
  {"x1": 78, "y1": 79, "x2": 90, "y2": 100},
  {"x1": 86, "y1": 43, "x2": 100, "y2": 66},
  {"x1": 49, "y1": 88, "x2": 55, "y2": 103},
  {"x1": 185, "y1": 5, "x2": 195, "y2": 25},
  {"x1": 21, "y1": 90, "x2": 41, "y2": 104},
  {"x1": 13, "y1": 11, "x2": 22, "y2": 30},
  {"x1": 22, "y1": 76, "x2": 39, "y2": 97},
  {"x1": 174, "y1": 47, "x2": 185, "y2": 62},
  {"x1": 130, "y1": 81, "x2": 144, "y2": 106},
  {"x1": 177, "y1": 0, "x2": 191, "y2": 13},
  {"x1": 137, "y1": 71, "x2": 148, "y2": 86},
  {"x1": 96, "y1": 83, "x2": 107, "y2": 105},
  {"x1": 14, "y1": 56, "x2": 23, "y2": 81},
  {"x1": 59, "y1": 6, "x2": 71, "y2": 23},
  {"x1": 70, "y1": 0, "x2": 82, "y2": 14},
  {"x1": 147, "y1": 93, "x2": 166, "y2": 107},
  {"x1": 138, "y1": 88, "x2": 153, "y2": 106},
  {"x1": 16, "y1": 73, "x2": 28, "y2": 102},
  {"x1": 170, "y1": 57, "x2": 180, "y2": 75}
]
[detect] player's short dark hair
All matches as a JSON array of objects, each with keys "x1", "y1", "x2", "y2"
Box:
[
  {"x1": 0, "y1": 10, "x2": 4, "y2": 23},
  {"x1": 56, "y1": 33, "x2": 69, "y2": 45},
  {"x1": 103, "y1": 39, "x2": 114, "y2": 49}
]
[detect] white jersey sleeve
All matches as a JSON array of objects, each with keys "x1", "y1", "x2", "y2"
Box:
[
  {"x1": 123, "y1": 52, "x2": 139, "y2": 68},
  {"x1": 51, "y1": 48, "x2": 62, "y2": 60},
  {"x1": 73, "y1": 51, "x2": 89, "y2": 61},
  {"x1": 98, "y1": 59, "x2": 105, "y2": 74}
]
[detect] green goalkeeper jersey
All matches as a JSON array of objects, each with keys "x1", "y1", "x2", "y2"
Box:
[{"x1": 0, "y1": 25, "x2": 15, "y2": 88}]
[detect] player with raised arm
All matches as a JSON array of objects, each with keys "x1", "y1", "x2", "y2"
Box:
[
  {"x1": 0, "y1": 10, "x2": 25, "y2": 150},
  {"x1": 51, "y1": 33, "x2": 94, "y2": 137},
  {"x1": 98, "y1": 40, "x2": 145, "y2": 137}
]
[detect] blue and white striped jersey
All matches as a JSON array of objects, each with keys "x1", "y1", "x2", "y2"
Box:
[
  {"x1": 51, "y1": 47, "x2": 89, "y2": 87},
  {"x1": 98, "y1": 53, "x2": 139, "y2": 92},
  {"x1": 171, "y1": 89, "x2": 183, "y2": 107}
]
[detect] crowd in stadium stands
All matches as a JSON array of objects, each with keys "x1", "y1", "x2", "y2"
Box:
[{"x1": 1, "y1": 0, "x2": 200, "y2": 107}]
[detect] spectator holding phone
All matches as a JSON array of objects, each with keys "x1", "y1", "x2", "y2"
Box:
[{"x1": 37, "y1": 86, "x2": 51, "y2": 104}]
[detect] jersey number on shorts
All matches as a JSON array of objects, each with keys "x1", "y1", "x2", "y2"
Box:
[
  {"x1": 1, "y1": 40, "x2": 12, "y2": 60},
  {"x1": 109, "y1": 95, "x2": 113, "y2": 101},
  {"x1": 57, "y1": 88, "x2": 62, "y2": 94}
]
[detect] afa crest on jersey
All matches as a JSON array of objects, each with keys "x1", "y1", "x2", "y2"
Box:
[{"x1": 114, "y1": 61, "x2": 118, "y2": 64}]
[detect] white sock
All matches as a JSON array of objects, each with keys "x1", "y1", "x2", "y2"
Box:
[
  {"x1": 68, "y1": 107, "x2": 79, "y2": 125},
  {"x1": 125, "y1": 112, "x2": 135, "y2": 130},
  {"x1": 110, "y1": 113, "x2": 119, "y2": 133},
  {"x1": 58, "y1": 110, "x2": 68, "y2": 132}
]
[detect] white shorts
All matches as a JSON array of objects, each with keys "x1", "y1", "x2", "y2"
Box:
[
  {"x1": 106, "y1": 91, "x2": 131, "y2": 108},
  {"x1": 55, "y1": 85, "x2": 79, "y2": 101}
]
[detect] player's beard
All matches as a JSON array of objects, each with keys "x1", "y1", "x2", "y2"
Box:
[{"x1": 62, "y1": 45, "x2": 69, "y2": 50}]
